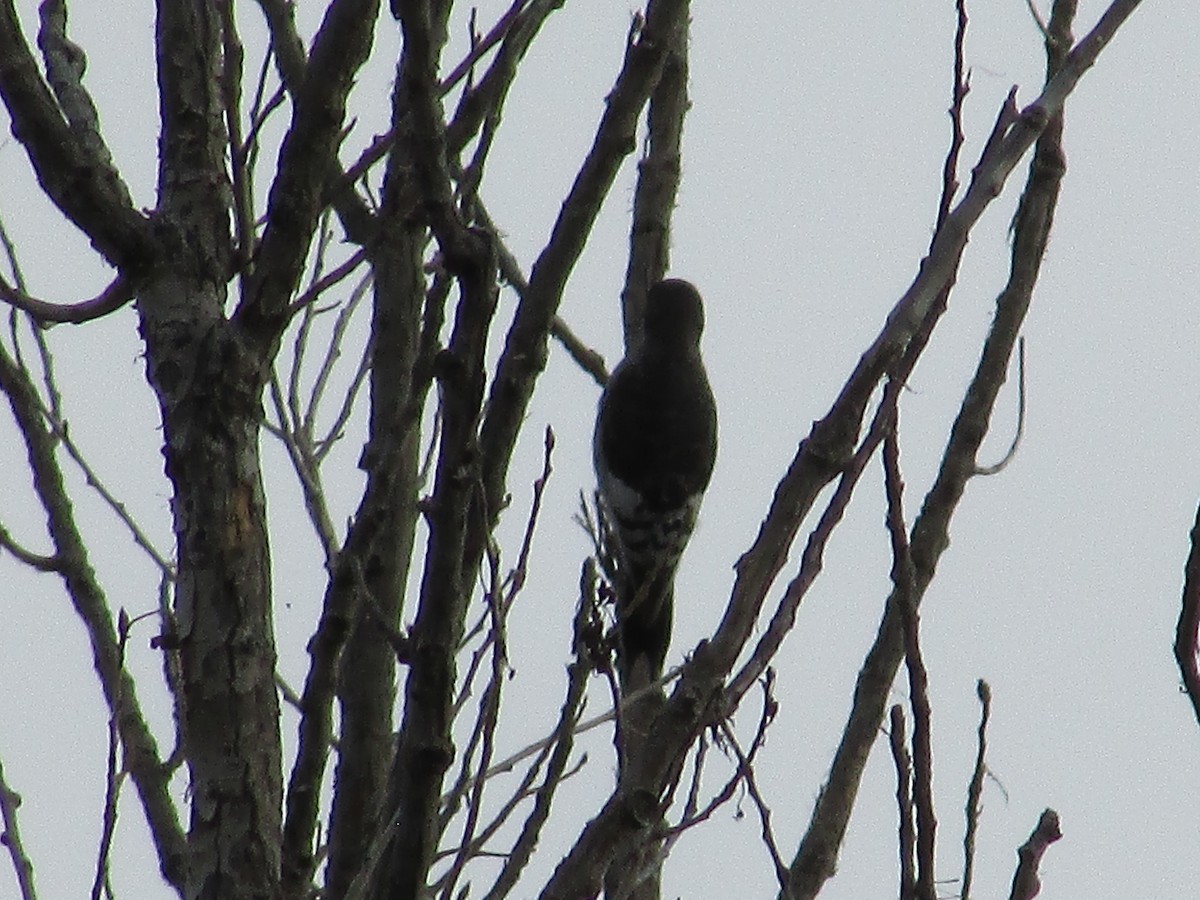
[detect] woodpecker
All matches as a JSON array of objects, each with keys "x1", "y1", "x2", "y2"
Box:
[{"x1": 593, "y1": 278, "x2": 717, "y2": 691}]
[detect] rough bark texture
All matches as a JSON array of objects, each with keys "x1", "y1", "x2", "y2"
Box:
[
  {"x1": 138, "y1": 278, "x2": 284, "y2": 900},
  {"x1": 324, "y1": 147, "x2": 429, "y2": 898}
]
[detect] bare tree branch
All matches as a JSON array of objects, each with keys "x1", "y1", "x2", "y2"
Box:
[
  {"x1": 0, "y1": 1, "x2": 151, "y2": 266},
  {"x1": 36, "y1": 1, "x2": 106, "y2": 158},
  {"x1": 621, "y1": 7, "x2": 689, "y2": 353},
  {"x1": 90, "y1": 609, "x2": 135, "y2": 900},
  {"x1": 1007, "y1": 809, "x2": 1062, "y2": 900},
  {"x1": 238, "y1": 0, "x2": 382, "y2": 335},
  {"x1": 888, "y1": 706, "x2": 915, "y2": 900},
  {"x1": 783, "y1": 3, "x2": 1077, "y2": 894},
  {"x1": 0, "y1": 274, "x2": 132, "y2": 325},
  {"x1": 0, "y1": 520, "x2": 60, "y2": 571},
  {"x1": 973, "y1": 337, "x2": 1027, "y2": 476},
  {"x1": 0, "y1": 344, "x2": 186, "y2": 890},
  {"x1": 961, "y1": 679, "x2": 992, "y2": 900},
  {"x1": 481, "y1": 559, "x2": 595, "y2": 900},
  {"x1": 0, "y1": 757, "x2": 38, "y2": 900},
  {"x1": 882, "y1": 427, "x2": 937, "y2": 900}
]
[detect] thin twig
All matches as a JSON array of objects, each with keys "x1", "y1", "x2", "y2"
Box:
[
  {"x1": 717, "y1": 713, "x2": 787, "y2": 893},
  {"x1": 888, "y1": 705, "x2": 915, "y2": 900},
  {"x1": 882, "y1": 426, "x2": 937, "y2": 900},
  {"x1": 90, "y1": 609, "x2": 134, "y2": 900},
  {"x1": 473, "y1": 198, "x2": 609, "y2": 385},
  {"x1": 0, "y1": 274, "x2": 133, "y2": 325},
  {"x1": 961, "y1": 679, "x2": 992, "y2": 900},
  {"x1": 478, "y1": 562, "x2": 596, "y2": 900},
  {"x1": 285, "y1": 247, "x2": 371, "y2": 318},
  {"x1": 39, "y1": 402, "x2": 174, "y2": 578},
  {"x1": 974, "y1": 337, "x2": 1027, "y2": 475}
]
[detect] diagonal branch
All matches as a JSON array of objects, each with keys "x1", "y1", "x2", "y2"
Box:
[
  {"x1": 0, "y1": 1, "x2": 151, "y2": 267},
  {"x1": 474, "y1": 0, "x2": 691, "y2": 607},
  {"x1": 0, "y1": 344, "x2": 187, "y2": 890},
  {"x1": 237, "y1": 0, "x2": 383, "y2": 336},
  {"x1": 783, "y1": 4, "x2": 1078, "y2": 896},
  {"x1": 542, "y1": 3, "x2": 1136, "y2": 897},
  {"x1": 883, "y1": 428, "x2": 937, "y2": 900},
  {"x1": 36, "y1": 1, "x2": 110, "y2": 164}
]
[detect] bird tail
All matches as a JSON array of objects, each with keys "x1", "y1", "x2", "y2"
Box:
[{"x1": 616, "y1": 569, "x2": 674, "y2": 694}]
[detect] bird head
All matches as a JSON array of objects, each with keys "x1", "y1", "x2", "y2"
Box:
[{"x1": 643, "y1": 278, "x2": 705, "y2": 349}]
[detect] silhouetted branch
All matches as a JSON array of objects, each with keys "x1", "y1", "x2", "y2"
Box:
[
  {"x1": 883, "y1": 427, "x2": 937, "y2": 900},
  {"x1": 620, "y1": 4, "x2": 690, "y2": 352},
  {"x1": 782, "y1": 3, "x2": 1078, "y2": 893},
  {"x1": 0, "y1": 756, "x2": 37, "y2": 900},
  {"x1": 238, "y1": 0, "x2": 381, "y2": 334},
  {"x1": 0, "y1": 0, "x2": 150, "y2": 266},
  {"x1": 0, "y1": 274, "x2": 132, "y2": 324},
  {"x1": 1008, "y1": 809, "x2": 1062, "y2": 900},
  {"x1": 479, "y1": 560, "x2": 596, "y2": 900},
  {"x1": 974, "y1": 337, "x2": 1027, "y2": 475},
  {"x1": 0, "y1": 344, "x2": 186, "y2": 890},
  {"x1": 888, "y1": 706, "x2": 916, "y2": 900},
  {"x1": 961, "y1": 679, "x2": 992, "y2": 900},
  {"x1": 1175, "y1": 503, "x2": 1200, "y2": 729}
]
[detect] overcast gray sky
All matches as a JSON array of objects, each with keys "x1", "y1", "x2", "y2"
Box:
[{"x1": 2, "y1": 1, "x2": 1198, "y2": 897}]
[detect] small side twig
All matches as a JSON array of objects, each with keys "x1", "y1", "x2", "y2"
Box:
[
  {"x1": 479, "y1": 560, "x2": 596, "y2": 900},
  {"x1": 0, "y1": 274, "x2": 132, "y2": 325},
  {"x1": 0, "y1": 521, "x2": 60, "y2": 571},
  {"x1": 974, "y1": 337, "x2": 1027, "y2": 476}
]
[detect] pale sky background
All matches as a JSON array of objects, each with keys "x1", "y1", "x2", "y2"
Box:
[{"x1": 2, "y1": 1, "x2": 1199, "y2": 898}]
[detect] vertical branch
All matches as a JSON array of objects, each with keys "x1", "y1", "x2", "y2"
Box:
[
  {"x1": 0, "y1": 757, "x2": 38, "y2": 900},
  {"x1": 888, "y1": 706, "x2": 915, "y2": 900},
  {"x1": 1007, "y1": 810, "x2": 1062, "y2": 900},
  {"x1": 0, "y1": 0, "x2": 151, "y2": 266},
  {"x1": 218, "y1": 0, "x2": 256, "y2": 266},
  {"x1": 882, "y1": 429, "x2": 936, "y2": 900},
  {"x1": 236, "y1": 0, "x2": 382, "y2": 333},
  {"x1": 370, "y1": 3, "x2": 501, "y2": 897},
  {"x1": 0, "y1": 343, "x2": 187, "y2": 890},
  {"x1": 482, "y1": 559, "x2": 595, "y2": 900},
  {"x1": 621, "y1": 8, "x2": 690, "y2": 352},
  {"x1": 961, "y1": 679, "x2": 992, "y2": 900},
  {"x1": 91, "y1": 610, "x2": 136, "y2": 900},
  {"x1": 319, "y1": 46, "x2": 435, "y2": 897},
  {"x1": 781, "y1": 1, "x2": 1077, "y2": 894},
  {"x1": 474, "y1": 0, "x2": 691, "y2": 581}
]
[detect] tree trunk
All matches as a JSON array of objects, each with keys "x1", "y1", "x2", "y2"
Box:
[{"x1": 138, "y1": 274, "x2": 283, "y2": 900}]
